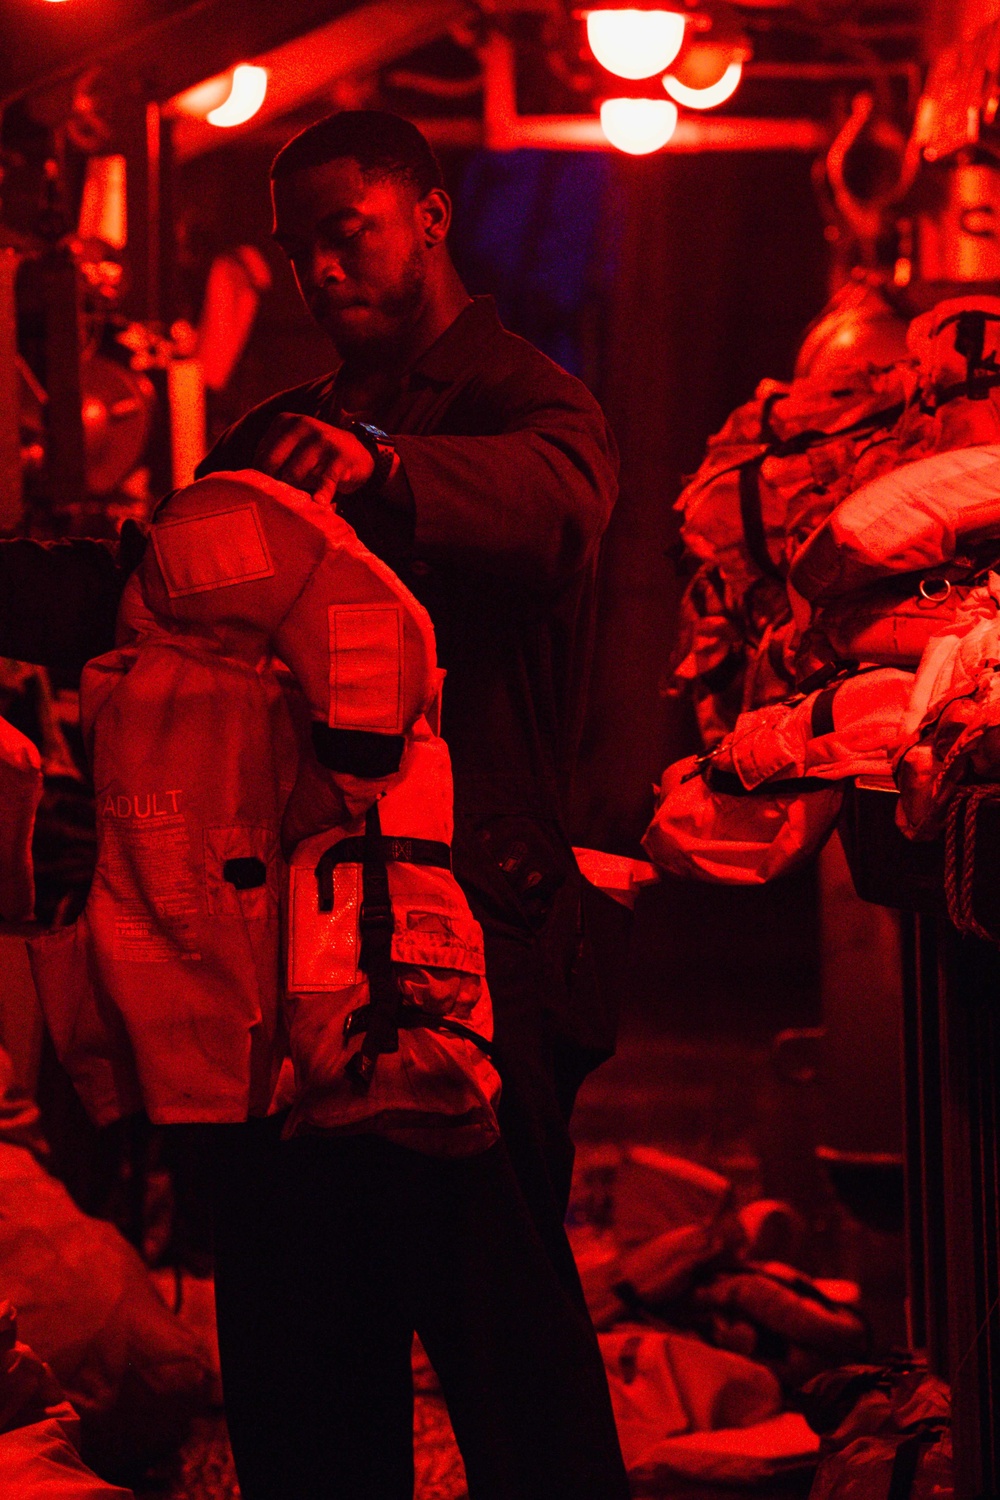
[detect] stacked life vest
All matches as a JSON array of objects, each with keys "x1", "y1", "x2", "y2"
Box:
[
  {"x1": 27, "y1": 469, "x2": 500, "y2": 1153},
  {"x1": 649, "y1": 295, "x2": 1000, "y2": 882},
  {"x1": 0, "y1": 715, "x2": 43, "y2": 923}
]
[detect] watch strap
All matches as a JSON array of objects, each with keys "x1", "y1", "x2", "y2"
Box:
[{"x1": 349, "y1": 421, "x2": 396, "y2": 494}]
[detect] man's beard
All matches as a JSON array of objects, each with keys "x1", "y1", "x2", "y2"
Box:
[{"x1": 320, "y1": 244, "x2": 426, "y2": 361}]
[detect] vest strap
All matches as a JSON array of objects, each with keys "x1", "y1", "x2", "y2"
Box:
[{"x1": 315, "y1": 834, "x2": 452, "y2": 913}]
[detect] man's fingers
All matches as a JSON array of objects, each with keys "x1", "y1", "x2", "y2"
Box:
[
  {"x1": 273, "y1": 437, "x2": 324, "y2": 486},
  {"x1": 257, "y1": 414, "x2": 307, "y2": 471},
  {"x1": 312, "y1": 471, "x2": 341, "y2": 507},
  {"x1": 253, "y1": 413, "x2": 373, "y2": 501},
  {"x1": 277, "y1": 443, "x2": 348, "y2": 502}
]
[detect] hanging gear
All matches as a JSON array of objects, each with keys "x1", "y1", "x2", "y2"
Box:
[
  {"x1": 283, "y1": 715, "x2": 501, "y2": 1156},
  {"x1": 670, "y1": 292, "x2": 1000, "y2": 753},
  {"x1": 0, "y1": 715, "x2": 43, "y2": 924},
  {"x1": 27, "y1": 469, "x2": 439, "y2": 1125}
]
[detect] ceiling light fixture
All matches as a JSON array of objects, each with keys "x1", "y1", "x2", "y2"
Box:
[
  {"x1": 586, "y1": 9, "x2": 686, "y2": 81},
  {"x1": 599, "y1": 97, "x2": 678, "y2": 153},
  {"x1": 206, "y1": 64, "x2": 269, "y2": 128},
  {"x1": 663, "y1": 60, "x2": 743, "y2": 109}
]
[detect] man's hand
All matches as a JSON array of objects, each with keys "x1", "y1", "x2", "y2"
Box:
[{"x1": 255, "y1": 414, "x2": 374, "y2": 506}]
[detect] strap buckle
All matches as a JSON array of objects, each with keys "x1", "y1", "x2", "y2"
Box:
[{"x1": 359, "y1": 897, "x2": 393, "y2": 932}]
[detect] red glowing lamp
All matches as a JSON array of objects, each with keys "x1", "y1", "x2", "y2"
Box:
[
  {"x1": 207, "y1": 65, "x2": 268, "y2": 127},
  {"x1": 173, "y1": 64, "x2": 269, "y2": 127},
  {"x1": 585, "y1": 8, "x2": 686, "y2": 81},
  {"x1": 663, "y1": 60, "x2": 742, "y2": 109},
  {"x1": 599, "y1": 97, "x2": 678, "y2": 154}
]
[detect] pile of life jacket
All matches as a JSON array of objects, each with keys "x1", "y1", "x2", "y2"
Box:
[
  {"x1": 648, "y1": 295, "x2": 1000, "y2": 883},
  {"x1": 27, "y1": 469, "x2": 500, "y2": 1155},
  {"x1": 0, "y1": 714, "x2": 42, "y2": 923}
]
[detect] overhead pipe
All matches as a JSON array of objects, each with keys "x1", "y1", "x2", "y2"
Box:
[{"x1": 479, "y1": 32, "x2": 829, "y2": 153}]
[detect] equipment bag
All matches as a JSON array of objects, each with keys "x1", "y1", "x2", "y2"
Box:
[
  {"x1": 789, "y1": 444, "x2": 1000, "y2": 604},
  {"x1": 796, "y1": 570, "x2": 977, "y2": 677},
  {"x1": 0, "y1": 715, "x2": 43, "y2": 924},
  {"x1": 677, "y1": 366, "x2": 912, "y2": 604},
  {"x1": 713, "y1": 668, "x2": 915, "y2": 789},
  {"x1": 642, "y1": 758, "x2": 843, "y2": 886},
  {"x1": 643, "y1": 667, "x2": 917, "y2": 886}
]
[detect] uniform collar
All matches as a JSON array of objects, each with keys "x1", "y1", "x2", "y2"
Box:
[{"x1": 409, "y1": 295, "x2": 502, "y2": 384}]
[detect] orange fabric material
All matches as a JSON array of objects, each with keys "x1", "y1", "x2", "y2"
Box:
[
  {"x1": 0, "y1": 714, "x2": 43, "y2": 923},
  {"x1": 0, "y1": 1420, "x2": 133, "y2": 1498},
  {"x1": 283, "y1": 718, "x2": 501, "y2": 1156},
  {"x1": 789, "y1": 444, "x2": 1000, "y2": 603},
  {"x1": 642, "y1": 758, "x2": 842, "y2": 886},
  {"x1": 718, "y1": 669, "x2": 914, "y2": 788},
  {"x1": 29, "y1": 471, "x2": 439, "y2": 1125}
]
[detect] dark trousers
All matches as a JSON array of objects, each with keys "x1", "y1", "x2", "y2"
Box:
[{"x1": 210, "y1": 1124, "x2": 629, "y2": 1500}]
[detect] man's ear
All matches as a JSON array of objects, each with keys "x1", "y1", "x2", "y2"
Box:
[{"x1": 420, "y1": 187, "x2": 452, "y2": 247}]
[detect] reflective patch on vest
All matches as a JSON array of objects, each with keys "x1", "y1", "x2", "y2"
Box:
[
  {"x1": 328, "y1": 605, "x2": 403, "y2": 733},
  {"x1": 152, "y1": 505, "x2": 274, "y2": 597},
  {"x1": 287, "y1": 862, "x2": 361, "y2": 992}
]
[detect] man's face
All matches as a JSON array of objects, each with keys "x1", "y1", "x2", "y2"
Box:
[{"x1": 271, "y1": 158, "x2": 430, "y2": 356}]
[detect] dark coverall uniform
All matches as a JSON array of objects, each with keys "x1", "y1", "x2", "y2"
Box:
[{"x1": 0, "y1": 295, "x2": 629, "y2": 1498}]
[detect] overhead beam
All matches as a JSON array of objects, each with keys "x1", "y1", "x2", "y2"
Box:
[
  {"x1": 417, "y1": 114, "x2": 830, "y2": 152},
  {"x1": 3, "y1": 0, "x2": 362, "y2": 114},
  {"x1": 169, "y1": 0, "x2": 476, "y2": 161}
]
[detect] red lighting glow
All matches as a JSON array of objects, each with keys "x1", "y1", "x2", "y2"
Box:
[
  {"x1": 206, "y1": 65, "x2": 269, "y2": 128},
  {"x1": 663, "y1": 60, "x2": 743, "y2": 109},
  {"x1": 599, "y1": 97, "x2": 678, "y2": 154},
  {"x1": 586, "y1": 9, "x2": 686, "y2": 81}
]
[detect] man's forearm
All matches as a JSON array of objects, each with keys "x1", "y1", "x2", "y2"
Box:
[{"x1": 395, "y1": 428, "x2": 617, "y2": 589}]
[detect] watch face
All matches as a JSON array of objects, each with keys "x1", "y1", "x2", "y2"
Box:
[{"x1": 350, "y1": 421, "x2": 395, "y2": 491}]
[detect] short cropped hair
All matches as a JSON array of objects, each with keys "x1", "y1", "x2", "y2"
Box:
[{"x1": 270, "y1": 110, "x2": 444, "y2": 197}]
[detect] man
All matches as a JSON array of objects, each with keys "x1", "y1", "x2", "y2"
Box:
[
  {"x1": 0, "y1": 111, "x2": 628, "y2": 1497},
  {"x1": 204, "y1": 110, "x2": 626, "y2": 1496},
  {"x1": 204, "y1": 110, "x2": 618, "y2": 1268}
]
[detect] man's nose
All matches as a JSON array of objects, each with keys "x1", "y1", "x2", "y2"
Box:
[{"x1": 312, "y1": 247, "x2": 346, "y2": 286}]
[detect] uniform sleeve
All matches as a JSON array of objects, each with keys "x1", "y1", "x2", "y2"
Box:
[
  {"x1": 196, "y1": 406, "x2": 275, "y2": 478},
  {"x1": 394, "y1": 379, "x2": 618, "y2": 591},
  {"x1": 196, "y1": 378, "x2": 336, "y2": 480},
  {"x1": 0, "y1": 537, "x2": 126, "y2": 672}
]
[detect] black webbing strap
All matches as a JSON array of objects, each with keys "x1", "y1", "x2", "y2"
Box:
[
  {"x1": 736, "y1": 397, "x2": 906, "y2": 584},
  {"x1": 738, "y1": 456, "x2": 783, "y2": 582},
  {"x1": 343, "y1": 1003, "x2": 495, "y2": 1060},
  {"x1": 810, "y1": 681, "x2": 839, "y2": 738},
  {"x1": 809, "y1": 663, "x2": 885, "y2": 738},
  {"x1": 704, "y1": 765, "x2": 835, "y2": 796},
  {"x1": 348, "y1": 801, "x2": 402, "y2": 1090},
  {"x1": 315, "y1": 834, "x2": 451, "y2": 913}
]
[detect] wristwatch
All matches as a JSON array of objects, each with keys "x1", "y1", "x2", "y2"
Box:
[{"x1": 348, "y1": 421, "x2": 397, "y2": 495}]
